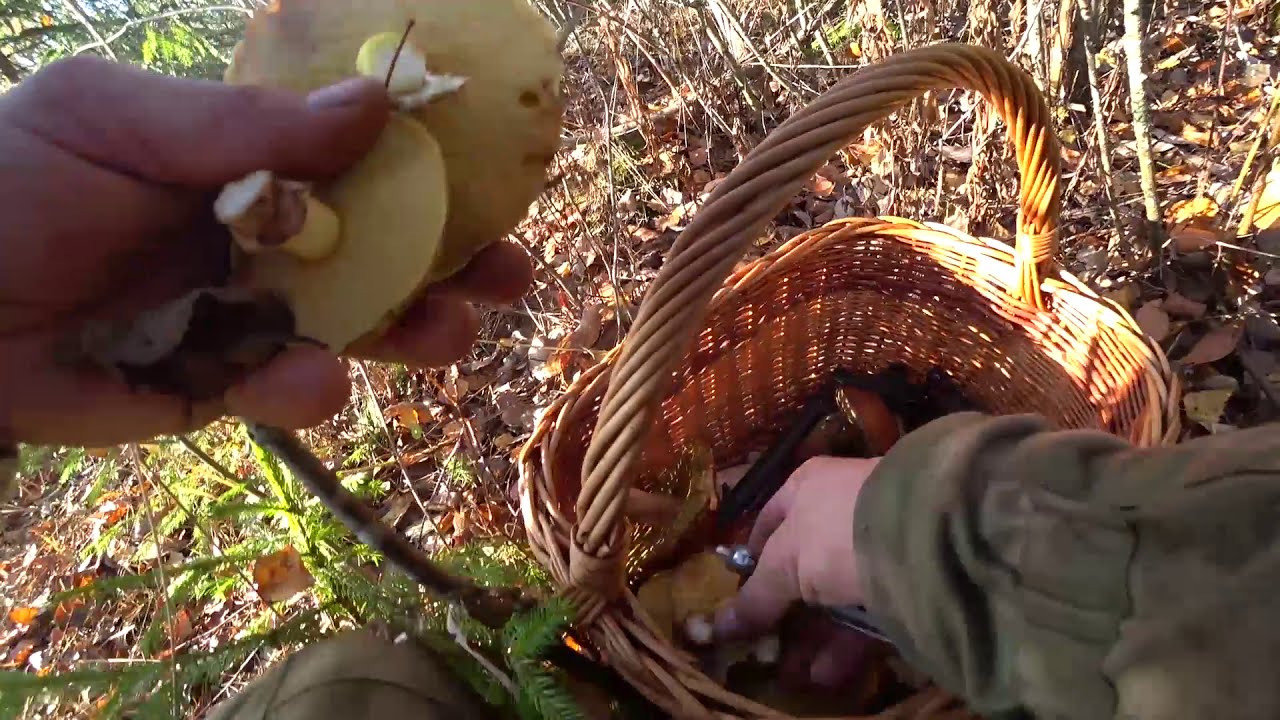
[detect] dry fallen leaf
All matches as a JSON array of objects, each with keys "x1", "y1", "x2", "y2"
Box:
[
  {"x1": 1254, "y1": 165, "x2": 1280, "y2": 230},
  {"x1": 1136, "y1": 301, "x2": 1171, "y2": 341},
  {"x1": 545, "y1": 303, "x2": 605, "y2": 378},
  {"x1": 252, "y1": 545, "x2": 314, "y2": 603},
  {"x1": 1162, "y1": 292, "x2": 1207, "y2": 319},
  {"x1": 1171, "y1": 224, "x2": 1222, "y2": 252},
  {"x1": 1168, "y1": 195, "x2": 1220, "y2": 225},
  {"x1": 1184, "y1": 388, "x2": 1235, "y2": 429},
  {"x1": 1102, "y1": 283, "x2": 1140, "y2": 311},
  {"x1": 385, "y1": 402, "x2": 436, "y2": 432},
  {"x1": 4, "y1": 639, "x2": 36, "y2": 668},
  {"x1": 1166, "y1": 195, "x2": 1224, "y2": 252},
  {"x1": 807, "y1": 174, "x2": 837, "y2": 196},
  {"x1": 8, "y1": 607, "x2": 39, "y2": 626},
  {"x1": 1180, "y1": 324, "x2": 1242, "y2": 365}
]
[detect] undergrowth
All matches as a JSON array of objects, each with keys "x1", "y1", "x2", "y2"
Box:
[{"x1": 0, "y1": 426, "x2": 583, "y2": 720}]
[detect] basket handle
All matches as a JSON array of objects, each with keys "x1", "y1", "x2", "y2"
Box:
[{"x1": 569, "y1": 43, "x2": 1062, "y2": 594}]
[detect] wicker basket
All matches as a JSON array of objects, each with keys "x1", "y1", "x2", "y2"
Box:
[{"x1": 519, "y1": 43, "x2": 1180, "y2": 719}]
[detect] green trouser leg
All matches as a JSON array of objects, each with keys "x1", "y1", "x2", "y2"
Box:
[{"x1": 206, "y1": 629, "x2": 500, "y2": 720}]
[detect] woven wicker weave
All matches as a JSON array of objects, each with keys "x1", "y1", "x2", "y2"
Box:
[{"x1": 519, "y1": 43, "x2": 1181, "y2": 719}]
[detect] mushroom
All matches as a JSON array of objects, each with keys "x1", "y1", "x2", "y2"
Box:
[
  {"x1": 225, "y1": 0, "x2": 565, "y2": 285},
  {"x1": 231, "y1": 114, "x2": 449, "y2": 352},
  {"x1": 74, "y1": 0, "x2": 560, "y2": 401}
]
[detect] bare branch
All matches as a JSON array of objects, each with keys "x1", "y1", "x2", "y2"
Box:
[
  {"x1": 72, "y1": 5, "x2": 251, "y2": 58},
  {"x1": 62, "y1": 0, "x2": 117, "y2": 60}
]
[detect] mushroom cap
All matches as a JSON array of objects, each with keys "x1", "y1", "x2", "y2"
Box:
[
  {"x1": 226, "y1": 0, "x2": 564, "y2": 283},
  {"x1": 234, "y1": 115, "x2": 449, "y2": 352}
]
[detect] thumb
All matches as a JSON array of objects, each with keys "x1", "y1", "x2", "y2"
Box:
[
  {"x1": 4, "y1": 56, "x2": 391, "y2": 186},
  {"x1": 713, "y1": 553, "x2": 799, "y2": 642}
]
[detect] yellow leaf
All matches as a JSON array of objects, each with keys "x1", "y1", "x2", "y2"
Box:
[
  {"x1": 1167, "y1": 195, "x2": 1220, "y2": 225},
  {"x1": 8, "y1": 607, "x2": 39, "y2": 626},
  {"x1": 1166, "y1": 196, "x2": 1223, "y2": 252},
  {"x1": 40, "y1": 14, "x2": 54, "y2": 27},
  {"x1": 1184, "y1": 388, "x2": 1234, "y2": 429},
  {"x1": 384, "y1": 402, "x2": 434, "y2": 431},
  {"x1": 1254, "y1": 166, "x2": 1280, "y2": 230}
]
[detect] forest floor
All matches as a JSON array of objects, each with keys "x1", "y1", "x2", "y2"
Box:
[{"x1": 3, "y1": 0, "x2": 1280, "y2": 717}]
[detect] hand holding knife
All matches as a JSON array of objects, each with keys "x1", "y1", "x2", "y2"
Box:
[{"x1": 714, "y1": 544, "x2": 894, "y2": 646}]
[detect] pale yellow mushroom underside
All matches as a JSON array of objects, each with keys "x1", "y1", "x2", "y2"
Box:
[{"x1": 234, "y1": 115, "x2": 449, "y2": 352}]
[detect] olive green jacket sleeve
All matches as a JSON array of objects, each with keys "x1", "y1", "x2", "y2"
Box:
[
  {"x1": 854, "y1": 413, "x2": 1280, "y2": 720},
  {"x1": 205, "y1": 629, "x2": 499, "y2": 720}
]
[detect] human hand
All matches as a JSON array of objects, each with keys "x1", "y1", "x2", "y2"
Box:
[
  {"x1": 714, "y1": 456, "x2": 882, "y2": 688},
  {"x1": 0, "y1": 57, "x2": 532, "y2": 448}
]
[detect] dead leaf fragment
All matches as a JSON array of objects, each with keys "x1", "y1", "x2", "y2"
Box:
[
  {"x1": 1166, "y1": 196, "x2": 1223, "y2": 252},
  {"x1": 1180, "y1": 324, "x2": 1242, "y2": 365},
  {"x1": 1102, "y1": 283, "x2": 1140, "y2": 311},
  {"x1": 1161, "y1": 292, "x2": 1207, "y2": 319},
  {"x1": 1135, "y1": 301, "x2": 1171, "y2": 341},
  {"x1": 252, "y1": 545, "x2": 314, "y2": 603},
  {"x1": 1184, "y1": 388, "x2": 1234, "y2": 429},
  {"x1": 385, "y1": 402, "x2": 436, "y2": 432},
  {"x1": 1254, "y1": 165, "x2": 1280, "y2": 230},
  {"x1": 1171, "y1": 224, "x2": 1222, "y2": 252},
  {"x1": 8, "y1": 607, "x2": 39, "y2": 626}
]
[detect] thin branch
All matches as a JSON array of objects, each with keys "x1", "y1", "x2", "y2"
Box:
[
  {"x1": 1121, "y1": 0, "x2": 1166, "y2": 253},
  {"x1": 1239, "y1": 348, "x2": 1280, "y2": 413},
  {"x1": 62, "y1": 0, "x2": 117, "y2": 60},
  {"x1": 72, "y1": 5, "x2": 251, "y2": 57},
  {"x1": 1080, "y1": 0, "x2": 1127, "y2": 253},
  {"x1": 177, "y1": 434, "x2": 266, "y2": 500},
  {"x1": 241, "y1": 421, "x2": 536, "y2": 628},
  {"x1": 1, "y1": 22, "x2": 79, "y2": 45},
  {"x1": 447, "y1": 606, "x2": 517, "y2": 697}
]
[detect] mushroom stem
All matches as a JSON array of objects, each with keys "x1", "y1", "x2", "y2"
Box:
[
  {"x1": 214, "y1": 171, "x2": 341, "y2": 262},
  {"x1": 284, "y1": 194, "x2": 340, "y2": 261}
]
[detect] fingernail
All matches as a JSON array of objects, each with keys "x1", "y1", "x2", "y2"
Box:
[
  {"x1": 713, "y1": 606, "x2": 741, "y2": 640},
  {"x1": 307, "y1": 77, "x2": 380, "y2": 111}
]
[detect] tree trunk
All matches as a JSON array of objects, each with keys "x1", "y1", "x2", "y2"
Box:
[
  {"x1": 1049, "y1": 0, "x2": 1079, "y2": 102},
  {"x1": 1121, "y1": 0, "x2": 1165, "y2": 253}
]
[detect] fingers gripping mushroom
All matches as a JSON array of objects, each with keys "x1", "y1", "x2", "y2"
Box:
[
  {"x1": 229, "y1": 115, "x2": 449, "y2": 352},
  {"x1": 226, "y1": 0, "x2": 565, "y2": 286},
  {"x1": 70, "y1": 0, "x2": 562, "y2": 401}
]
